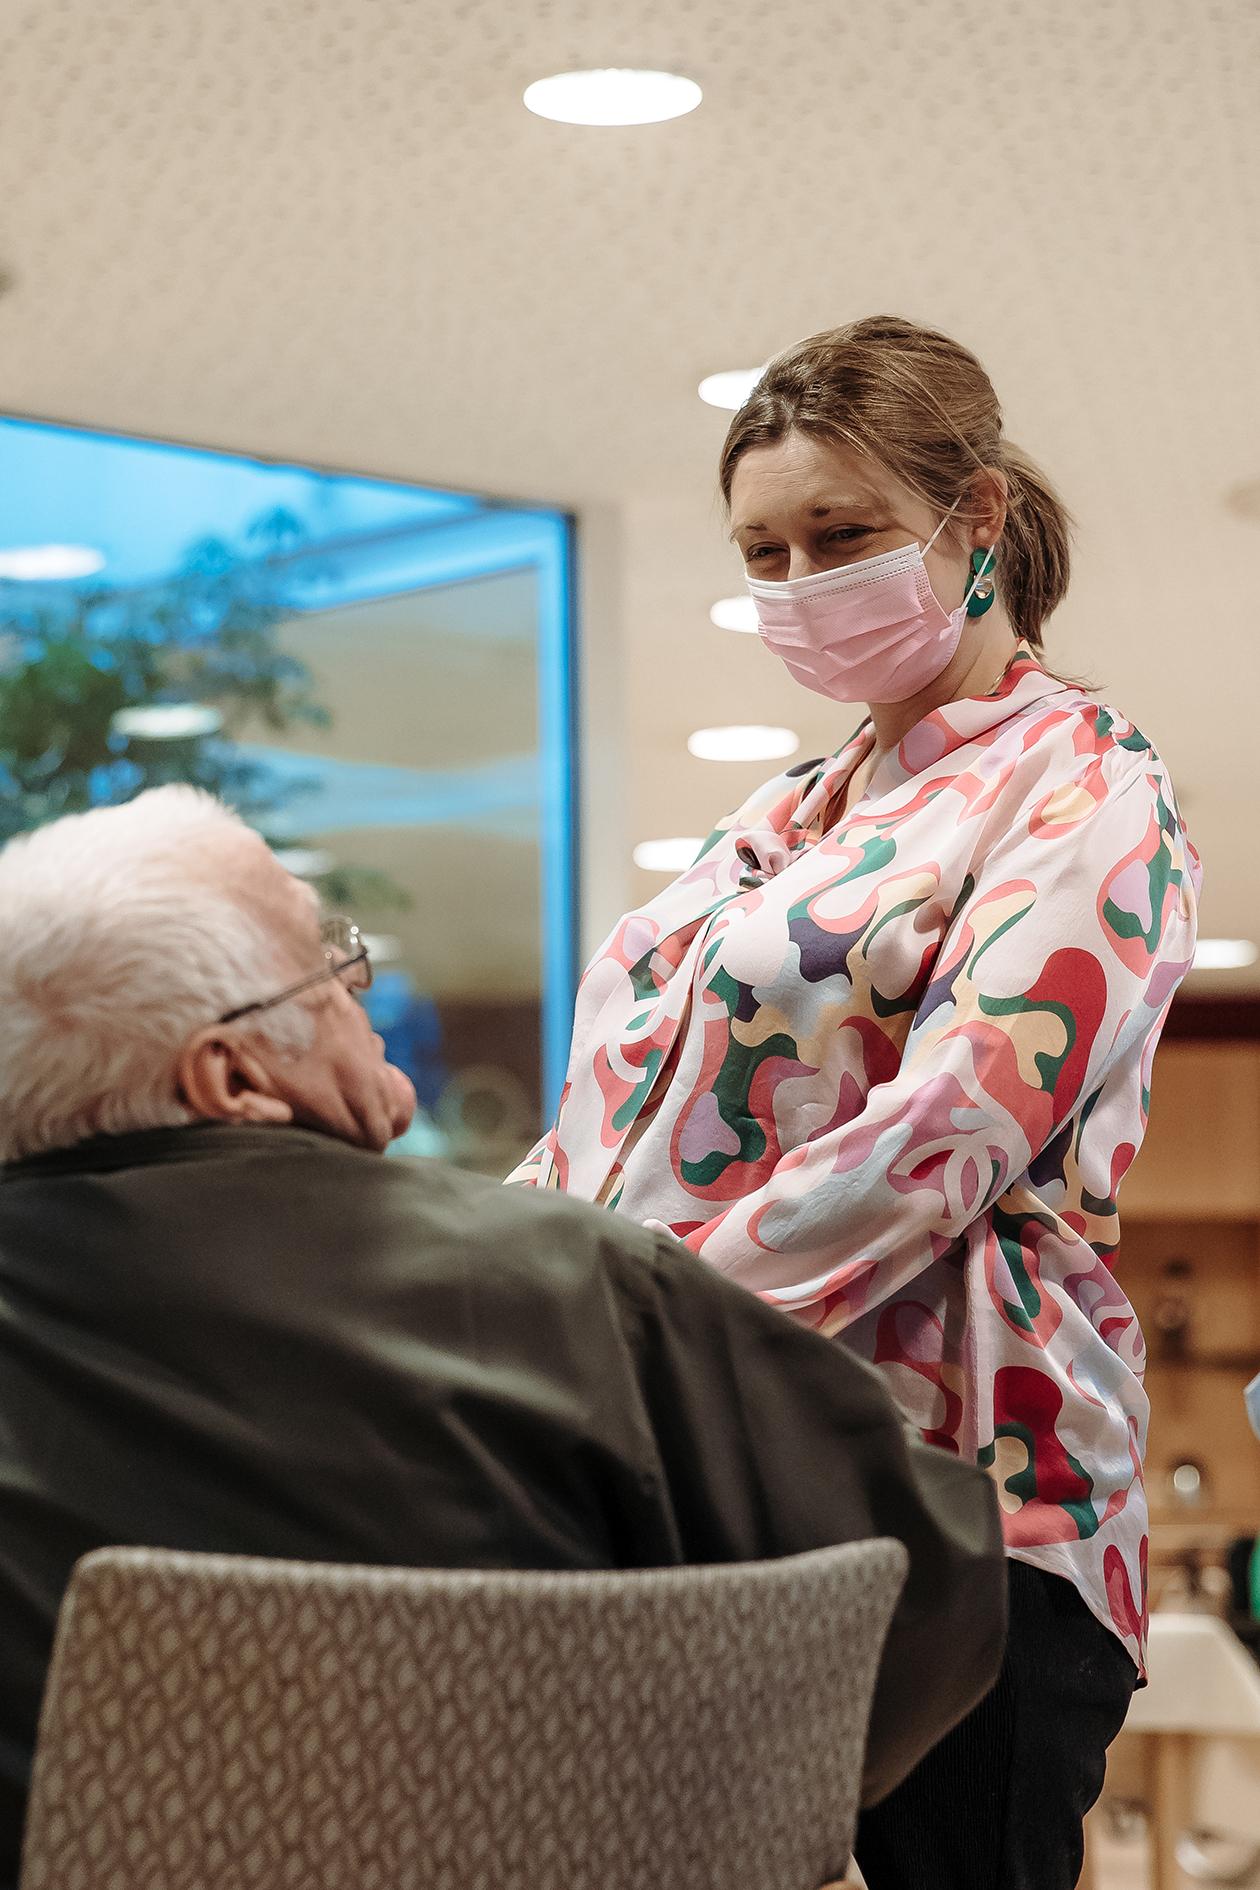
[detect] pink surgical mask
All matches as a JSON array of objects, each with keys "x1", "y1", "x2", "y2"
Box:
[{"x1": 746, "y1": 509, "x2": 993, "y2": 704}]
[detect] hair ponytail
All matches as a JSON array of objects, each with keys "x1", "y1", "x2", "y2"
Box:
[{"x1": 994, "y1": 444, "x2": 1073, "y2": 650}]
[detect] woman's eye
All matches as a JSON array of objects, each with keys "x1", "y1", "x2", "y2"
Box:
[
  {"x1": 745, "y1": 545, "x2": 780, "y2": 562},
  {"x1": 827, "y1": 526, "x2": 871, "y2": 544}
]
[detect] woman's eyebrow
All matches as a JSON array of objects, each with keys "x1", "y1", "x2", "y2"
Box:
[
  {"x1": 807, "y1": 496, "x2": 882, "y2": 519},
  {"x1": 730, "y1": 497, "x2": 882, "y2": 541}
]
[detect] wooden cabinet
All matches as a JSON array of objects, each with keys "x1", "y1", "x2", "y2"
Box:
[
  {"x1": 1121, "y1": 1043, "x2": 1260, "y2": 1589},
  {"x1": 1125, "y1": 1044, "x2": 1260, "y2": 1219}
]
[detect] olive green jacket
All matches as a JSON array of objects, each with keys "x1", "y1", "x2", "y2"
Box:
[{"x1": 0, "y1": 1124, "x2": 1006, "y2": 1883}]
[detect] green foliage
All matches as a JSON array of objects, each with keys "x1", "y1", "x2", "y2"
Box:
[
  {"x1": 313, "y1": 859, "x2": 412, "y2": 916},
  {"x1": 0, "y1": 507, "x2": 409, "y2": 915},
  {"x1": 0, "y1": 508, "x2": 319, "y2": 836}
]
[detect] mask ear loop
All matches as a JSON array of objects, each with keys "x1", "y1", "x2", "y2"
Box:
[
  {"x1": 920, "y1": 500, "x2": 997, "y2": 614},
  {"x1": 919, "y1": 498, "x2": 960, "y2": 558}
]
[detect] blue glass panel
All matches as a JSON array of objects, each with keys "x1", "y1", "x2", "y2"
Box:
[{"x1": 0, "y1": 415, "x2": 577, "y2": 1150}]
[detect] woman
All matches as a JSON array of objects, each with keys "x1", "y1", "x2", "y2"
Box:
[{"x1": 510, "y1": 316, "x2": 1200, "y2": 1889}]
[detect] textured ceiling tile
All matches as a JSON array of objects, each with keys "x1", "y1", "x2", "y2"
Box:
[{"x1": 0, "y1": 0, "x2": 1256, "y2": 962}]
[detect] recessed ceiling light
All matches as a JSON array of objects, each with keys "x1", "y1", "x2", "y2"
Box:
[
  {"x1": 273, "y1": 847, "x2": 336, "y2": 879},
  {"x1": 523, "y1": 69, "x2": 702, "y2": 127},
  {"x1": 709, "y1": 595, "x2": 759, "y2": 633},
  {"x1": 362, "y1": 933, "x2": 403, "y2": 965},
  {"x1": 110, "y1": 703, "x2": 224, "y2": 741},
  {"x1": 697, "y1": 367, "x2": 767, "y2": 410},
  {"x1": 0, "y1": 543, "x2": 106, "y2": 581},
  {"x1": 633, "y1": 836, "x2": 704, "y2": 873},
  {"x1": 1191, "y1": 938, "x2": 1260, "y2": 971},
  {"x1": 688, "y1": 724, "x2": 799, "y2": 762}
]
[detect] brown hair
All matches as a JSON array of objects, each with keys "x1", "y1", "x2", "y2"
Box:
[{"x1": 718, "y1": 315, "x2": 1072, "y2": 649}]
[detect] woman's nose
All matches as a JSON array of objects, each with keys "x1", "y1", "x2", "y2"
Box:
[{"x1": 786, "y1": 549, "x2": 827, "y2": 581}]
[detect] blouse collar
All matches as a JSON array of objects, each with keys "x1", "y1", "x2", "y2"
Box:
[{"x1": 796, "y1": 640, "x2": 1073, "y2": 823}]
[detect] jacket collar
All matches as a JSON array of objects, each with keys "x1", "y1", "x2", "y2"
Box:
[{"x1": 1, "y1": 1121, "x2": 345, "y2": 1181}]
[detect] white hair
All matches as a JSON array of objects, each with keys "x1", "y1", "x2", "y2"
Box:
[{"x1": 0, "y1": 786, "x2": 315, "y2": 1163}]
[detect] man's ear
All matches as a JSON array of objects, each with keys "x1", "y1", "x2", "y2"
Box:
[{"x1": 176, "y1": 1028, "x2": 295, "y2": 1127}]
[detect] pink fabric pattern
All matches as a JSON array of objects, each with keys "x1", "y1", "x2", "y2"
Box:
[{"x1": 510, "y1": 645, "x2": 1200, "y2": 1672}]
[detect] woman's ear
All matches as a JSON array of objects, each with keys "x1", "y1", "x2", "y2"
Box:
[
  {"x1": 968, "y1": 468, "x2": 1009, "y2": 547},
  {"x1": 176, "y1": 1028, "x2": 295, "y2": 1128}
]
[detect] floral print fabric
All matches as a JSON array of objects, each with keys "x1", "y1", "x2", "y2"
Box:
[{"x1": 510, "y1": 645, "x2": 1201, "y2": 1670}]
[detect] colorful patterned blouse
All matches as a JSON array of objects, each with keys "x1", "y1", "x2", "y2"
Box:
[{"x1": 510, "y1": 644, "x2": 1201, "y2": 1671}]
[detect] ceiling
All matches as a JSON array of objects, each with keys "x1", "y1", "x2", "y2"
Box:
[{"x1": 1, "y1": 0, "x2": 1257, "y2": 989}]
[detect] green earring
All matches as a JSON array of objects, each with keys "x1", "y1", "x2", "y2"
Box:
[{"x1": 966, "y1": 547, "x2": 996, "y2": 617}]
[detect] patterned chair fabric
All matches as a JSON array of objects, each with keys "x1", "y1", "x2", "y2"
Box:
[{"x1": 20, "y1": 1537, "x2": 908, "y2": 1890}]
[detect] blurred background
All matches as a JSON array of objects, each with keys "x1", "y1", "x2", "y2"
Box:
[
  {"x1": 1, "y1": 3, "x2": 1258, "y2": 1881},
  {"x1": 0, "y1": 415, "x2": 574, "y2": 1168}
]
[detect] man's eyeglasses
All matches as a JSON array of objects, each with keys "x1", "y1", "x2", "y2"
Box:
[{"x1": 217, "y1": 918, "x2": 372, "y2": 1026}]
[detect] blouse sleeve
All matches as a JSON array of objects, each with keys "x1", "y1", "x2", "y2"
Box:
[
  {"x1": 669, "y1": 757, "x2": 1199, "y2": 1332},
  {"x1": 503, "y1": 1126, "x2": 556, "y2": 1188}
]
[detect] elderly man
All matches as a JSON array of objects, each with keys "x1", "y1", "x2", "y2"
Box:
[{"x1": 0, "y1": 787, "x2": 1005, "y2": 1884}]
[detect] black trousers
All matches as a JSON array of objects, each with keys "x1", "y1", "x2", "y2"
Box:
[{"x1": 854, "y1": 1559, "x2": 1137, "y2": 1890}]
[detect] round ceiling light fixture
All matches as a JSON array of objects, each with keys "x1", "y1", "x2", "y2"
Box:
[
  {"x1": 273, "y1": 847, "x2": 336, "y2": 880},
  {"x1": 709, "y1": 595, "x2": 759, "y2": 633},
  {"x1": 0, "y1": 543, "x2": 106, "y2": 581},
  {"x1": 111, "y1": 703, "x2": 224, "y2": 742},
  {"x1": 523, "y1": 68, "x2": 702, "y2": 127},
  {"x1": 698, "y1": 367, "x2": 767, "y2": 410},
  {"x1": 633, "y1": 836, "x2": 704, "y2": 874},
  {"x1": 361, "y1": 933, "x2": 403, "y2": 966},
  {"x1": 1190, "y1": 938, "x2": 1260, "y2": 971},
  {"x1": 687, "y1": 724, "x2": 799, "y2": 762}
]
